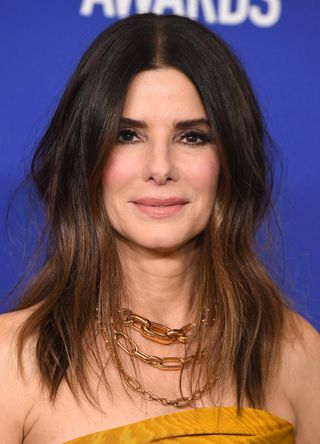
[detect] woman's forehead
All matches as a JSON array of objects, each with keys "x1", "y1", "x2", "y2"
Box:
[{"x1": 121, "y1": 69, "x2": 208, "y2": 122}]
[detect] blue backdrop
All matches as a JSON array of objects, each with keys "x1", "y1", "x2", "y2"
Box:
[{"x1": 0, "y1": 1, "x2": 319, "y2": 330}]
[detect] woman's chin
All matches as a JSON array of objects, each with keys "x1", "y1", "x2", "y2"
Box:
[{"x1": 117, "y1": 233, "x2": 198, "y2": 255}]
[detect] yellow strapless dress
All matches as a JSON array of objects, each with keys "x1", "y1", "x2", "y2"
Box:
[{"x1": 64, "y1": 406, "x2": 294, "y2": 443}]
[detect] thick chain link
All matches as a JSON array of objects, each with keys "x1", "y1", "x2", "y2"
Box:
[{"x1": 120, "y1": 308, "x2": 202, "y2": 345}]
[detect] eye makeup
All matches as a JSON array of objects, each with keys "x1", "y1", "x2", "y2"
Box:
[{"x1": 116, "y1": 128, "x2": 213, "y2": 147}]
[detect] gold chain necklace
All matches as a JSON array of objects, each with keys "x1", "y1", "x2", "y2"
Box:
[
  {"x1": 96, "y1": 308, "x2": 217, "y2": 408},
  {"x1": 120, "y1": 308, "x2": 200, "y2": 345},
  {"x1": 98, "y1": 322, "x2": 216, "y2": 408}
]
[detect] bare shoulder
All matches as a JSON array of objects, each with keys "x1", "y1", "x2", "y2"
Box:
[
  {"x1": 0, "y1": 308, "x2": 39, "y2": 443},
  {"x1": 0, "y1": 307, "x2": 37, "y2": 353},
  {"x1": 281, "y1": 310, "x2": 320, "y2": 444},
  {"x1": 282, "y1": 310, "x2": 319, "y2": 365},
  {"x1": 0, "y1": 307, "x2": 30, "y2": 335}
]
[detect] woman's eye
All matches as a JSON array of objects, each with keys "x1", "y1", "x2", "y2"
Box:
[
  {"x1": 181, "y1": 131, "x2": 212, "y2": 146},
  {"x1": 117, "y1": 129, "x2": 139, "y2": 144},
  {"x1": 116, "y1": 129, "x2": 212, "y2": 146}
]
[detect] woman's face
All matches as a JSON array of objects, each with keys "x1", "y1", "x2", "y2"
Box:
[{"x1": 102, "y1": 68, "x2": 220, "y2": 253}]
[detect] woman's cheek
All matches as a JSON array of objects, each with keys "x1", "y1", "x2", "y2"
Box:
[
  {"x1": 103, "y1": 151, "x2": 138, "y2": 189},
  {"x1": 187, "y1": 153, "x2": 220, "y2": 194}
]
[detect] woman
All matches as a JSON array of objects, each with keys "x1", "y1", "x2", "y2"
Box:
[{"x1": 0, "y1": 12, "x2": 319, "y2": 444}]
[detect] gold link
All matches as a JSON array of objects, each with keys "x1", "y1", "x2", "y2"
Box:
[
  {"x1": 125, "y1": 375, "x2": 141, "y2": 391},
  {"x1": 160, "y1": 398, "x2": 170, "y2": 406},
  {"x1": 130, "y1": 314, "x2": 151, "y2": 329},
  {"x1": 133, "y1": 350, "x2": 157, "y2": 364},
  {"x1": 157, "y1": 357, "x2": 184, "y2": 370},
  {"x1": 114, "y1": 331, "x2": 138, "y2": 356},
  {"x1": 146, "y1": 356, "x2": 162, "y2": 367},
  {"x1": 166, "y1": 329, "x2": 182, "y2": 339},
  {"x1": 160, "y1": 398, "x2": 175, "y2": 406},
  {"x1": 141, "y1": 323, "x2": 175, "y2": 345},
  {"x1": 174, "y1": 397, "x2": 192, "y2": 408},
  {"x1": 141, "y1": 390, "x2": 156, "y2": 401},
  {"x1": 164, "y1": 324, "x2": 194, "y2": 343}
]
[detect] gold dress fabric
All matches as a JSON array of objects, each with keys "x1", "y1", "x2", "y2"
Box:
[{"x1": 64, "y1": 406, "x2": 294, "y2": 443}]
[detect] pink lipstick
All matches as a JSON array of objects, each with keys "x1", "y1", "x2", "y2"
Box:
[{"x1": 132, "y1": 197, "x2": 189, "y2": 219}]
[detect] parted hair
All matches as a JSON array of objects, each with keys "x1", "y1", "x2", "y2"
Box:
[{"x1": 14, "y1": 12, "x2": 290, "y2": 409}]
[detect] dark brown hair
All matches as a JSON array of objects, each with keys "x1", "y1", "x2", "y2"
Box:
[{"x1": 14, "y1": 12, "x2": 290, "y2": 409}]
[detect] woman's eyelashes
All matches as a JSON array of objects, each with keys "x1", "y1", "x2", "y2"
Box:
[
  {"x1": 117, "y1": 128, "x2": 140, "y2": 144},
  {"x1": 116, "y1": 128, "x2": 213, "y2": 146},
  {"x1": 182, "y1": 130, "x2": 212, "y2": 146}
]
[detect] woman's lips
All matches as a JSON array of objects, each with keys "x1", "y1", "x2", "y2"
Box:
[{"x1": 132, "y1": 197, "x2": 189, "y2": 219}]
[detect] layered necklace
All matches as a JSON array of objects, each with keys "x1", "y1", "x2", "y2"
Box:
[{"x1": 97, "y1": 307, "x2": 218, "y2": 408}]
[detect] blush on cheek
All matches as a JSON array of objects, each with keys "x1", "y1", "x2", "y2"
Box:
[
  {"x1": 103, "y1": 153, "x2": 137, "y2": 188},
  {"x1": 189, "y1": 155, "x2": 220, "y2": 190}
]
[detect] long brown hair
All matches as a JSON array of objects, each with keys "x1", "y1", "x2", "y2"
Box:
[{"x1": 14, "y1": 13, "x2": 290, "y2": 409}]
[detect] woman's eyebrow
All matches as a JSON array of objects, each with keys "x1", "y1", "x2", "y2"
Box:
[
  {"x1": 120, "y1": 117, "x2": 210, "y2": 129},
  {"x1": 175, "y1": 118, "x2": 210, "y2": 129}
]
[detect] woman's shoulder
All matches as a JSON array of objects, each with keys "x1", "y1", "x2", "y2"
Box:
[
  {"x1": 280, "y1": 310, "x2": 320, "y2": 442},
  {"x1": 0, "y1": 306, "x2": 40, "y2": 387},
  {"x1": 0, "y1": 305, "x2": 41, "y2": 379},
  {"x1": 281, "y1": 310, "x2": 319, "y2": 385},
  {"x1": 282, "y1": 310, "x2": 319, "y2": 363},
  {"x1": 0, "y1": 307, "x2": 32, "y2": 348},
  {"x1": 0, "y1": 307, "x2": 39, "y2": 442},
  {"x1": 0, "y1": 306, "x2": 37, "y2": 350}
]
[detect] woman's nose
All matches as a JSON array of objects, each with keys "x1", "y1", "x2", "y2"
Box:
[{"x1": 142, "y1": 139, "x2": 179, "y2": 185}]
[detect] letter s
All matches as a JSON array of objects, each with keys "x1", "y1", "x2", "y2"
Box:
[{"x1": 249, "y1": 0, "x2": 281, "y2": 27}]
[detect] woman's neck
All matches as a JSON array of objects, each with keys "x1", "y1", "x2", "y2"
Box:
[{"x1": 116, "y1": 238, "x2": 200, "y2": 327}]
